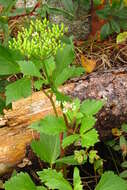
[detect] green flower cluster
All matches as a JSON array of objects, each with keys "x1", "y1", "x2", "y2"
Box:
[{"x1": 9, "y1": 18, "x2": 67, "y2": 59}]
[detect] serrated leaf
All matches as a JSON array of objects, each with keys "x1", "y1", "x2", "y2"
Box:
[
  {"x1": 100, "y1": 23, "x2": 112, "y2": 40},
  {"x1": 80, "y1": 99, "x2": 104, "y2": 116},
  {"x1": 31, "y1": 133, "x2": 60, "y2": 164},
  {"x1": 54, "y1": 66, "x2": 84, "y2": 87},
  {"x1": 18, "y1": 61, "x2": 42, "y2": 78},
  {"x1": 55, "y1": 90, "x2": 71, "y2": 102},
  {"x1": 54, "y1": 44, "x2": 75, "y2": 78},
  {"x1": 0, "y1": 45, "x2": 20, "y2": 75},
  {"x1": 5, "y1": 78, "x2": 32, "y2": 105},
  {"x1": 38, "y1": 169, "x2": 72, "y2": 190},
  {"x1": 43, "y1": 56, "x2": 56, "y2": 77},
  {"x1": 4, "y1": 172, "x2": 36, "y2": 190},
  {"x1": 34, "y1": 79, "x2": 45, "y2": 90},
  {"x1": 30, "y1": 115, "x2": 66, "y2": 135},
  {"x1": 81, "y1": 129, "x2": 99, "y2": 148},
  {"x1": 56, "y1": 155, "x2": 79, "y2": 165},
  {"x1": 80, "y1": 116, "x2": 96, "y2": 134},
  {"x1": 95, "y1": 171, "x2": 127, "y2": 190},
  {"x1": 73, "y1": 167, "x2": 83, "y2": 190},
  {"x1": 62, "y1": 134, "x2": 80, "y2": 149}
]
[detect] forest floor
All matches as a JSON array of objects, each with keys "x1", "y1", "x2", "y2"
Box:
[{"x1": 0, "y1": 2, "x2": 127, "y2": 189}]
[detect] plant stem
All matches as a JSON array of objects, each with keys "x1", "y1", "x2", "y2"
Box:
[
  {"x1": 41, "y1": 60, "x2": 58, "y2": 117},
  {"x1": 107, "y1": 146, "x2": 119, "y2": 175},
  {"x1": 49, "y1": 92, "x2": 58, "y2": 117},
  {"x1": 60, "y1": 102, "x2": 70, "y2": 130},
  {"x1": 42, "y1": 89, "x2": 58, "y2": 117}
]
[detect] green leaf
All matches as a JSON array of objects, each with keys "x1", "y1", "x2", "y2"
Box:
[
  {"x1": 37, "y1": 186, "x2": 47, "y2": 190},
  {"x1": 0, "y1": 0, "x2": 17, "y2": 14},
  {"x1": 121, "y1": 161, "x2": 127, "y2": 168},
  {"x1": 47, "y1": 6, "x2": 74, "y2": 19},
  {"x1": 81, "y1": 129, "x2": 99, "y2": 148},
  {"x1": 31, "y1": 58, "x2": 44, "y2": 70},
  {"x1": 122, "y1": 123, "x2": 127, "y2": 133},
  {"x1": 116, "y1": 32, "x2": 127, "y2": 44},
  {"x1": 120, "y1": 170, "x2": 127, "y2": 179},
  {"x1": 80, "y1": 99, "x2": 104, "y2": 116},
  {"x1": 31, "y1": 133, "x2": 60, "y2": 164},
  {"x1": 38, "y1": 168, "x2": 72, "y2": 190},
  {"x1": 71, "y1": 67, "x2": 84, "y2": 77},
  {"x1": 100, "y1": 23, "x2": 112, "y2": 40},
  {"x1": 8, "y1": 7, "x2": 32, "y2": 17},
  {"x1": 73, "y1": 167, "x2": 83, "y2": 190},
  {"x1": 0, "y1": 0, "x2": 16, "y2": 8},
  {"x1": 96, "y1": 6, "x2": 111, "y2": 19},
  {"x1": 0, "y1": 45, "x2": 20, "y2": 75},
  {"x1": 120, "y1": 135, "x2": 127, "y2": 149},
  {"x1": 110, "y1": 19, "x2": 120, "y2": 33},
  {"x1": 34, "y1": 79, "x2": 45, "y2": 90},
  {"x1": 95, "y1": 171, "x2": 127, "y2": 190},
  {"x1": 4, "y1": 172, "x2": 36, "y2": 190},
  {"x1": 43, "y1": 56, "x2": 56, "y2": 77},
  {"x1": 55, "y1": 90, "x2": 71, "y2": 102},
  {"x1": 62, "y1": 134, "x2": 80, "y2": 149},
  {"x1": 66, "y1": 98, "x2": 82, "y2": 123},
  {"x1": 18, "y1": 61, "x2": 42, "y2": 78},
  {"x1": 94, "y1": 159, "x2": 103, "y2": 174},
  {"x1": 5, "y1": 78, "x2": 32, "y2": 105},
  {"x1": 56, "y1": 155, "x2": 79, "y2": 165},
  {"x1": 119, "y1": 20, "x2": 127, "y2": 30},
  {"x1": 80, "y1": 116, "x2": 96, "y2": 135},
  {"x1": 116, "y1": 8, "x2": 127, "y2": 19},
  {"x1": 93, "y1": 0, "x2": 102, "y2": 6},
  {"x1": 111, "y1": 0, "x2": 123, "y2": 9},
  {"x1": 54, "y1": 66, "x2": 84, "y2": 87},
  {"x1": 30, "y1": 115, "x2": 66, "y2": 135},
  {"x1": 61, "y1": 0, "x2": 74, "y2": 13},
  {"x1": 89, "y1": 150, "x2": 97, "y2": 164},
  {"x1": 54, "y1": 44, "x2": 75, "y2": 78},
  {"x1": 79, "y1": 0, "x2": 90, "y2": 10}
]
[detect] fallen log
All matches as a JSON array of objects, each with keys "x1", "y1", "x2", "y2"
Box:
[{"x1": 0, "y1": 67, "x2": 127, "y2": 175}]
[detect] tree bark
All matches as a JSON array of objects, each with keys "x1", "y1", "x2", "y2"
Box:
[{"x1": 0, "y1": 67, "x2": 127, "y2": 175}]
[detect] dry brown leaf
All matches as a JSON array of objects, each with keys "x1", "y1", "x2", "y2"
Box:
[
  {"x1": 81, "y1": 54, "x2": 96, "y2": 73},
  {"x1": 112, "y1": 128, "x2": 122, "y2": 137}
]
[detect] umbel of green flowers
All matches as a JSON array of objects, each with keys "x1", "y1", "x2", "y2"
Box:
[{"x1": 9, "y1": 18, "x2": 67, "y2": 59}]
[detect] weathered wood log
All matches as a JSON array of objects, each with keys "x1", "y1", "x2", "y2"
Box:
[{"x1": 0, "y1": 67, "x2": 127, "y2": 175}]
